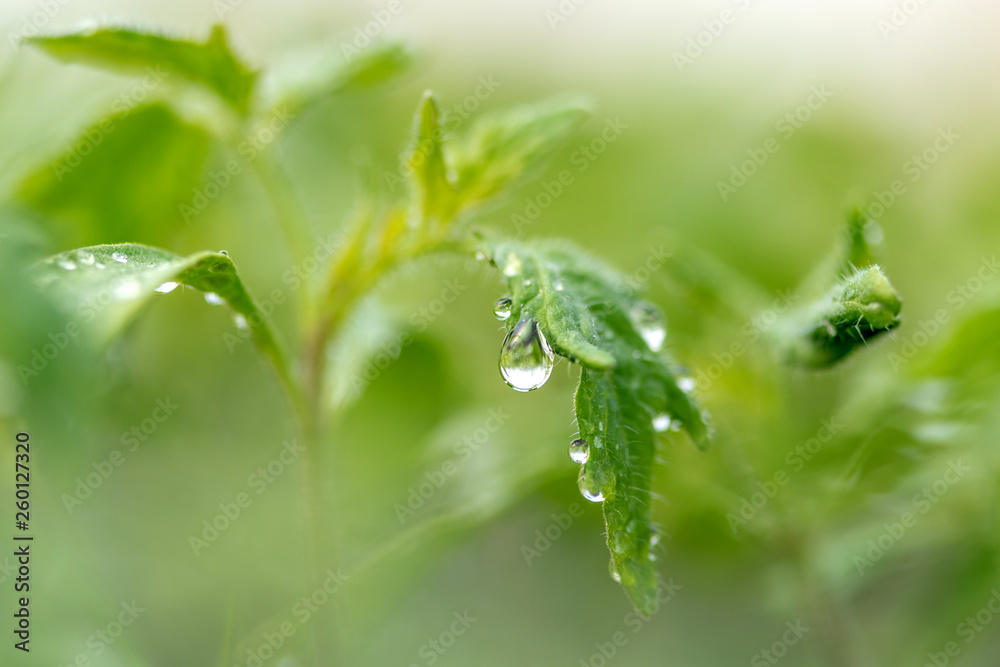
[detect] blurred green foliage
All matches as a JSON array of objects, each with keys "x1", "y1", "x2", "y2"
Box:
[{"x1": 1, "y1": 9, "x2": 999, "y2": 667}]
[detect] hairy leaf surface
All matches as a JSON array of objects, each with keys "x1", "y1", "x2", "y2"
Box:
[{"x1": 486, "y1": 238, "x2": 710, "y2": 612}]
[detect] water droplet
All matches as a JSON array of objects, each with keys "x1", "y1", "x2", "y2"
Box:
[
  {"x1": 493, "y1": 296, "x2": 513, "y2": 321},
  {"x1": 204, "y1": 292, "x2": 224, "y2": 306},
  {"x1": 154, "y1": 281, "x2": 179, "y2": 294},
  {"x1": 577, "y1": 468, "x2": 605, "y2": 503},
  {"x1": 863, "y1": 220, "x2": 884, "y2": 246},
  {"x1": 111, "y1": 251, "x2": 128, "y2": 264},
  {"x1": 652, "y1": 413, "x2": 672, "y2": 432},
  {"x1": 630, "y1": 303, "x2": 666, "y2": 352},
  {"x1": 554, "y1": 281, "x2": 565, "y2": 292},
  {"x1": 76, "y1": 251, "x2": 95, "y2": 266},
  {"x1": 233, "y1": 314, "x2": 249, "y2": 330},
  {"x1": 499, "y1": 318, "x2": 554, "y2": 392},
  {"x1": 569, "y1": 438, "x2": 590, "y2": 464},
  {"x1": 113, "y1": 278, "x2": 141, "y2": 300},
  {"x1": 219, "y1": 250, "x2": 229, "y2": 256},
  {"x1": 678, "y1": 376, "x2": 696, "y2": 392},
  {"x1": 609, "y1": 559, "x2": 622, "y2": 583},
  {"x1": 474, "y1": 250, "x2": 489, "y2": 262},
  {"x1": 650, "y1": 533, "x2": 661, "y2": 548},
  {"x1": 94, "y1": 262, "x2": 106, "y2": 270},
  {"x1": 57, "y1": 258, "x2": 77, "y2": 270},
  {"x1": 502, "y1": 252, "x2": 522, "y2": 277}
]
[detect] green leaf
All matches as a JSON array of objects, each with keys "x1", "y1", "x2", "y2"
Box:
[
  {"x1": 329, "y1": 43, "x2": 411, "y2": 93},
  {"x1": 25, "y1": 24, "x2": 257, "y2": 114},
  {"x1": 31, "y1": 243, "x2": 295, "y2": 397},
  {"x1": 17, "y1": 104, "x2": 211, "y2": 247},
  {"x1": 783, "y1": 265, "x2": 903, "y2": 368},
  {"x1": 449, "y1": 97, "x2": 590, "y2": 215},
  {"x1": 407, "y1": 92, "x2": 456, "y2": 227},
  {"x1": 266, "y1": 42, "x2": 411, "y2": 115},
  {"x1": 485, "y1": 238, "x2": 710, "y2": 613},
  {"x1": 780, "y1": 210, "x2": 902, "y2": 368}
]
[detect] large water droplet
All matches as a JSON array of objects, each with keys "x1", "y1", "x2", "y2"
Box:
[
  {"x1": 57, "y1": 258, "x2": 77, "y2": 271},
  {"x1": 652, "y1": 413, "x2": 672, "y2": 432},
  {"x1": 204, "y1": 292, "x2": 224, "y2": 306},
  {"x1": 111, "y1": 251, "x2": 128, "y2": 264},
  {"x1": 609, "y1": 559, "x2": 622, "y2": 583},
  {"x1": 493, "y1": 296, "x2": 513, "y2": 321},
  {"x1": 577, "y1": 468, "x2": 605, "y2": 503},
  {"x1": 499, "y1": 318, "x2": 554, "y2": 392},
  {"x1": 569, "y1": 438, "x2": 590, "y2": 464},
  {"x1": 630, "y1": 303, "x2": 666, "y2": 352},
  {"x1": 154, "y1": 281, "x2": 179, "y2": 294}
]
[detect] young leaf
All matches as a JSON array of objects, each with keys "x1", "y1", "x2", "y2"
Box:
[
  {"x1": 407, "y1": 92, "x2": 456, "y2": 228},
  {"x1": 25, "y1": 24, "x2": 257, "y2": 114},
  {"x1": 783, "y1": 265, "x2": 902, "y2": 367},
  {"x1": 484, "y1": 238, "x2": 710, "y2": 613},
  {"x1": 449, "y1": 98, "x2": 590, "y2": 215},
  {"x1": 31, "y1": 243, "x2": 295, "y2": 396},
  {"x1": 781, "y1": 210, "x2": 902, "y2": 368}
]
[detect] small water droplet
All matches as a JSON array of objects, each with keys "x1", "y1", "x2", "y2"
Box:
[
  {"x1": 204, "y1": 292, "x2": 224, "y2": 306},
  {"x1": 630, "y1": 303, "x2": 666, "y2": 352},
  {"x1": 493, "y1": 296, "x2": 513, "y2": 321},
  {"x1": 502, "y1": 252, "x2": 522, "y2": 277},
  {"x1": 609, "y1": 559, "x2": 622, "y2": 583},
  {"x1": 233, "y1": 314, "x2": 249, "y2": 330},
  {"x1": 219, "y1": 250, "x2": 229, "y2": 256},
  {"x1": 76, "y1": 251, "x2": 95, "y2": 266},
  {"x1": 554, "y1": 281, "x2": 565, "y2": 292},
  {"x1": 499, "y1": 318, "x2": 554, "y2": 392},
  {"x1": 94, "y1": 262, "x2": 106, "y2": 270},
  {"x1": 523, "y1": 279, "x2": 532, "y2": 288},
  {"x1": 650, "y1": 534, "x2": 661, "y2": 548},
  {"x1": 111, "y1": 251, "x2": 128, "y2": 264},
  {"x1": 475, "y1": 250, "x2": 489, "y2": 262},
  {"x1": 154, "y1": 281, "x2": 179, "y2": 294},
  {"x1": 652, "y1": 413, "x2": 672, "y2": 432},
  {"x1": 57, "y1": 258, "x2": 77, "y2": 270},
  {"x1": 577, "y1": 468, "x2": 605, "y2": 503},
  {"x1": 569, "y1": 438, "x2": 590, "y2": 464},
  {"x1": 678, "y1": 376, "x2": 696, "y2": 392}
]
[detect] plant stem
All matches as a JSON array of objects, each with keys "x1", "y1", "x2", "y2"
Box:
[{"x1": 783, "y1": 531, "x2": 866, "y2": 667}]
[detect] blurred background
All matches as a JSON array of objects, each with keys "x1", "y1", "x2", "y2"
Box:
[{"x1": 2, "y1": 1, "x2": 1000, "y2": 665}]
